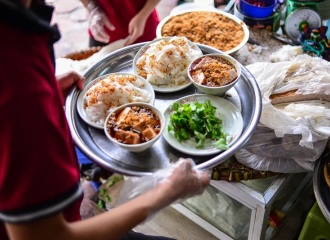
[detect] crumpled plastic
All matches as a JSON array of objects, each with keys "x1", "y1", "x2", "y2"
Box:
[
  {"x1": 115, "y1": 158, "x2": 210, "y2": 207},
  {"x1": 235, "y1": 55, "x2": 330, "y2": 172},
  {"x1": 235, "y1": 124, "x2": 328, "y2": 172}
]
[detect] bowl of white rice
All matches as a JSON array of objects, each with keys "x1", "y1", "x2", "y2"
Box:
[{"x1": 76, "y1": 72, "x2": 155, "y2": 129}]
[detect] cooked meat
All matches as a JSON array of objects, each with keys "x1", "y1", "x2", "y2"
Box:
[
  {"x1": 161, "y1": 12, "x2": 245, "y2": 52},
  {"x1": 189, "y1": 56, "x2": 238, "y2": 87}
]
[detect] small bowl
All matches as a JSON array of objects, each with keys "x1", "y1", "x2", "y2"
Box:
[
  {"x1": 239, "y1": 0, "x2": 276, "y2": 18},
  {"x1": 104, "y1": 102, "x2": 165, "y2": 152},
  {"x1": 188, "y1": 54, "x2": 241, "y2": 96}
]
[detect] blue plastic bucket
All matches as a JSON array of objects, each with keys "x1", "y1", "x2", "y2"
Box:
[{"x1": 239, "y1": 0, "x2": 276, "y2": 18}]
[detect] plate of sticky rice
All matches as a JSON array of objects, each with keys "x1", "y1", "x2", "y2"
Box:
[
  {"x1": 77, "y1": 72, "x2": 155, "y2": 129},
  {"x1": 133, "y1": 36, "x2": 203, "y2": 92}
]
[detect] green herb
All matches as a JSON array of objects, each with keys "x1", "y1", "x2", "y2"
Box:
[
  {"x1": 106, "y1": 175, "x2": 124, "y2": 187},
  {"x1": 98, "y1": 199, "x2": 104, "y2": 209},
  {"x1": 99, "y1": 188, "x2": 111, "y2": 203},
  {"x1": 168, "y1": 100, "x2": 228, "y2": 150}
]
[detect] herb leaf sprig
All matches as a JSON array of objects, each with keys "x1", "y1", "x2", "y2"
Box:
[{"x1": 168, "y1": 100, "x2": 228, "y2": 149}]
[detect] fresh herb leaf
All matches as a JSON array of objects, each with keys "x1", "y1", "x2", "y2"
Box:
[
  {"x1": 168, "y1": 99, "x2": 228, "y2": 149},
  {"x1": 98, "y1": 199, "x2": 104, "y2": 209}
]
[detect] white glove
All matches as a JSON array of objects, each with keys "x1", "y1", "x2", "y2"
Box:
[
  {"x1": 87, "y1": 1, "x2": 115, "y2": 43},
  {"x1": 116, "y1": 158, "x2": 210, "y2": 205}
]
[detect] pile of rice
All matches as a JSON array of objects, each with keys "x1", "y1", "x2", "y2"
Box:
[
  {"x1": 135, "y1": 36, "x2": 202, "y2": 86},
  {"x1": 84, "y1": 74, "x2": 151, "y2": 125}
]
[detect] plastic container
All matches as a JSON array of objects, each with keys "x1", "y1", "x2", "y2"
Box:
[
  {"x1": 298, "y1": 202, "x2": 330, "y2": 240},
  {"x1": 239, "y1": 0, "x2": 276, "y2": 18},
  {"x1": 234, "y1": 3, "x2": 281, "y2": 32}
]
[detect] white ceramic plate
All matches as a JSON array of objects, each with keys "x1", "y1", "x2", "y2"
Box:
[
  {"x1": 150, "y1": 80, "x2": 192, "y2": 93},
  {"x1": 76, "y1": 72, "x2": 155, "y2": 129},
  {"x1": 163, "y1": 94, "x2": 243, "y2": 156},
  {"x1": 132, "y1": 37, "x2": 202, "y2": 93}
]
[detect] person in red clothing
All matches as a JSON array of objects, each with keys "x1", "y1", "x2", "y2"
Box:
[
  {"x1": 80, "y1": 0, "x2": 160, "y2": 47},
  {"x1": 0, "y1": 1, "x2": 209, "y2": 240}
]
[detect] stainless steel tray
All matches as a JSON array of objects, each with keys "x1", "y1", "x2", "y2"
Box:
[
  {"x1": 65, "y1": 43, "x2": 262, "y2": 176},
  {"x1": 313, "y1": 152, "x2": 330, "y2": 223}
]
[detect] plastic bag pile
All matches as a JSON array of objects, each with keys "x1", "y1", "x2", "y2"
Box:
[{"x1": 235, "y1": 54, "x2": 330, "y2": 173}]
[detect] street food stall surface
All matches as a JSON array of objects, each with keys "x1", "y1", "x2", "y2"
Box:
[{"x1": 54, "y1": 0, "x2": 330, "y2": 238}]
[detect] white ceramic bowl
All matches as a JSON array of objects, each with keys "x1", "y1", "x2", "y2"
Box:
[
  {"x1": 104, "y1": 102, "x2": 165, "y2": 152},
  {"x1": 188, "y1": 53, "x2": 241, "y2": 96},
  {"x1": 156, "y1": 9, "x2": 249, "y2": 55},
  {"x1": 132, "y1": 36, "x2": 203, "y2": 93}
]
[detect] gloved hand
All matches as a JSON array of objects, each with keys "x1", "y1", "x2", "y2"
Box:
[
  {"x1": 116, "y1": 158, "x2": 210, "y2": 206},
  {"x1": 154, "y1": 158, "x2": 211, "y2": 206},
  {"x1": 87, "y1": 1, "x2": 115, "y2": 43}
]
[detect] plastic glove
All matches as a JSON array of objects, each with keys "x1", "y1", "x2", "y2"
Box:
[
  {"x1": 157, "y1": 158, "x2": 210, "y2": 201},
  {"x1": 87, "y1": 1, "x2": 115, "y2": 43},
  {"x1": 116, "y1": 158, "x2": 210, "y2": 206}
]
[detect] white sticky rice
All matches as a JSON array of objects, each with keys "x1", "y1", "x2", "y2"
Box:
[
  {"x1": 84, "y1": 74, "x2": 151, "y2": 125},
  {"x1": 136, "y1": 36, "x2": 202, "y2": 86}
]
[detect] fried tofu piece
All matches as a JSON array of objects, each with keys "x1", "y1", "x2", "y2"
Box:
[
  {"x1": 114, "y1": 129, "x2": 141, "y2": 144},
  {"x1": 142, "y1": 127, "x2": 158, "y2": 141},
  {"x1": 116, "y1": 107, "x2": 133, "y2": 125}
]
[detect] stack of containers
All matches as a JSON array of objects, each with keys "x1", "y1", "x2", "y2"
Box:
[{"x1": 234, "y1": 0, "x2": 282, "y2": 32}]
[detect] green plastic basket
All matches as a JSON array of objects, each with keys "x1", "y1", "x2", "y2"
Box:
[{"x1": 298, "y1": 202, "x2": 330, "y2": 240}]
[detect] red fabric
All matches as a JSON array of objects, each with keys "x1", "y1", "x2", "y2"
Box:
[
  {"x1": 94, "y1": 0, "x2": 159, "y2": 43},
  {"x1": 0, "y1": 21, "x2": 82, "y2": 239}
]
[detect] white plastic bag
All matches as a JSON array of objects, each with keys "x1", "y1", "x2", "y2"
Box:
[
  {"x1": 235, "y1": 125, "x2": 327, "y2": 172},
  {"x1": 236, "y1": 55, "x2": 330, "y2": 172}
]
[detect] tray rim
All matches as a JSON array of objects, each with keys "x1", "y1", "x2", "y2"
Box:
[
  {"x1": 313, "y1": 153, "x2": 330, "y2": 223},
  {"x1": 65, "y1": 42, "x2": 262, "y2": 176}
]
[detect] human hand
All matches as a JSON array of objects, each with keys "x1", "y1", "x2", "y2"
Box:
[
  {"x1": 56, "y1": 71, "x2": 85, "y2": 102},
  {"x1": 87, "y1": 1, "x2": 115, "y2": 43},
  {"x1": 125, "y1": 14, "x2": 147, "y2": 46},
  {"x1": 157, "y1": 158, "x2": 210, "y2": 204}
]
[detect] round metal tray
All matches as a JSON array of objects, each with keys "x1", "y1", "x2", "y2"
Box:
[
  {"x1": 65, "y1": 43, "x2": 262, "y2": 176},
  {"x1": 313, "y1": 152, "x2": 330, "y2": 223}
]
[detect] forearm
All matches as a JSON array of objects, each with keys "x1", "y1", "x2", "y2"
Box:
[
  {"x1": 70, "y1": 183, "x2": 173, "y2": 239},
  {"x1": 6, "y1": 159, "x2": 209, "y2": 240},
  {"x1": 80, "y1": 0, "x2": 89, "y2": 8},
  {"x1": 136, "y1": 0, "x2": 160, "y2": 20},
  {"x1": 80, "y1": 0, "x2": 95, "y2": 10}
]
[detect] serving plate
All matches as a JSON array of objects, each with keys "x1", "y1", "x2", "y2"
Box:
[
  {"x1": 132, "y1": 37, "x2": 202, "y2": 93},
  {"x1": 65, "y1": 43, "x2": 261, "y2": 176},
  {"x1": 163, "y1": 94, "x2": 243, "y2": 156},
  {"x1": 76, "y1": 72, "x2": 155, "y2": 129}
]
